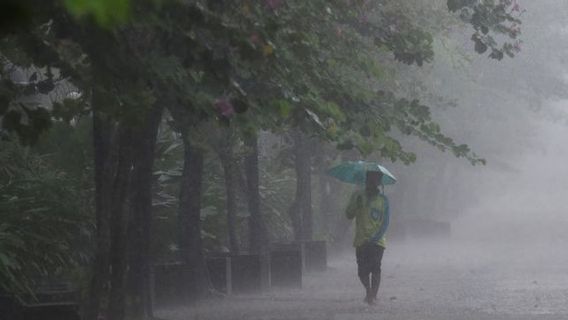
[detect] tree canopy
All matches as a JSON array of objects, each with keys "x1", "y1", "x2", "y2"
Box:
[{"x1": 1, "y1": 0, "x2": 522, "y2": 163}]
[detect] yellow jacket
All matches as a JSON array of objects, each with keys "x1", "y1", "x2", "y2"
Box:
[{"x1": 346, "y1": 189, "x2": 389, "y2": 248}]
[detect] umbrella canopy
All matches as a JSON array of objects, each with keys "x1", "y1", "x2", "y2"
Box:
[{"x1": 327, "y1": 160, "x2": 397, "y2": 186}]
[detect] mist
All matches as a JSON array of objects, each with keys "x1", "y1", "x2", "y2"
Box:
[{"x1": 4, "y1": 1, "x2": 568, "y2": 320}]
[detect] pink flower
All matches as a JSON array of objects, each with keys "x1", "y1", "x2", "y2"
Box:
[{"x1": 214, "y1": 98, "x2": 235, "y2": 117}]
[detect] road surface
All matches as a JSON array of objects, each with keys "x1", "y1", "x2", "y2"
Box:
[{"x1": 158, "y1": 241, "x2": 568, "y2": 320}]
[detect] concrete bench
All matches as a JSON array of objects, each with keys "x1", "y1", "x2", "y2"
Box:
[
  {"x1": 206, "y1": 255, "x2": 232, "y2": 294},
  {"x1": 303, "y1": 240, "x2": 327, "y2": 272},
  {"x1": 230, "y1": 254, "x2": 264, "y2": 294},
  {"x1": 207, "y1": 253, "x2": 267, "y2": 294},
  {"x1": 270, "y1": 243, "x2": 303, "y2": 288}
]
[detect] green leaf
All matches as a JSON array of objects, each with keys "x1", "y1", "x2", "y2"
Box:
[
  {"x1": 64, "y1": 0, "x2": 130, "y2": 27},
  {"x1": 273, "y1": 100, "x2": 292, "y2": 118}
]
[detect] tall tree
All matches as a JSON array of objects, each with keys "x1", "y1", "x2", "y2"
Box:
[
  {"x1": 107, "y1": 126, "x2": 134, "y2": 320},
  {"x1": 216, "y1": 127, "x2": 239, "y2": 253},
  {"x1": 244, "y1": 133, "x2": 266, "y2": 252},
  {"x1": 86, "y1": 106, "x2": 115, "y2": 320},
  {"x1": 290, "y1": 130, "x2": 313, "y2": 241},
  {"x1": 177, "y1": 136, "x2": 211, "y2": 299},
  {"x1": 127, "y1": 103, "x2": 164, "y2": 319}
]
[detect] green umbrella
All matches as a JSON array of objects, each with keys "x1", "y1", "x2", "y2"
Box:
[{"x1": 327, "y1": 160, "x2": 396, "y2": 186}]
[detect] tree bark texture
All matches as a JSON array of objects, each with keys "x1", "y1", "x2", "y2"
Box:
[
  {"x1": 244, "y1": 134, "x2": 265, "y2": 253},
  {"x1": 88, "y1": 102, "x2": 157, "y2": 320},
  {"x1": 107, "y1": 127, "x2": 135, "y2": 320},
  {"x1": 314, "y1": 145, "x2": 334, "y2": 238},
  {"x1": 86, "y1": 110, "x2": 115, "y2": 320},
  {"x1": 291, "y1": 131, "x2": 313, "y2": 241},
  {"x1": 319, "y1": 171, "x2": 333, "y2": 238},
  {"x1": 178, "y1": 137, "x2": 211, "y2": 299},
  {"x1": 126, "y1": 104, "x2": 163, "y2": 319},
  {"x1": 88, "y1": 119, "x2": 134, "y2": 320},
  {"x1": 218, "y1": 132, "x2": 239, "y2": 254}
]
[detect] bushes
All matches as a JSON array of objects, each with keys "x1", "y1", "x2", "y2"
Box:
[{"x1": 0, "y1": 140, "x2": 91, "y2": 296}]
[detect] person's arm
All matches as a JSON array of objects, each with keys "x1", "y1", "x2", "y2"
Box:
[
  {"x1": 370, "y1": 194, "x2": 390, "y2": 242},
  {"x1": 345, "y1": 192, "x2": 360, "y2": 220}
]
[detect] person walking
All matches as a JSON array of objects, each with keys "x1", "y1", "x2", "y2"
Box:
[{"x1": 346, "y1": 170, "x2": 390, "y2": 305}]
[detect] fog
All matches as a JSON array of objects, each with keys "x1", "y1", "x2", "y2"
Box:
[
  {"x1": 156, "y1": 2, "x2": 568, "y2": 319},
  {"x1": 453, "y1": 116, "x2": 568, "y2": 243},
  {"x1": 386, "y1": 0, "x2": 568, "y2": 246},
  {"x1": 445, "y1": 3, "x2": 568, "y2": 247},
  {"x1": 6, "y1": 1, "x2": 568, "y2": 320}
]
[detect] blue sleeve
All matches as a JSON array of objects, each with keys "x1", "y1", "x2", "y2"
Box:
[{"x1": 371, "y1": 195, "x2": 390, "y2": 242}]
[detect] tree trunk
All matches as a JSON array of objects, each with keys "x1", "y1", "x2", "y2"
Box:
[
  {"x1": 318, "y1": 170, "x2": 333, "y2": 238},
  {"x1": 86, "y1": 96, "x2": 118, "y2": 320},
  {"x1": 126, "y1": 105, "x2": 163, "y2": 319},
  {"x1": 107, "y1": 127, "x2": 134, "y2": 320},
  {"x1": 178, "y1": 136, "x2": 211, "y2": 299},
  {"x1": 244, "y1": 134, "x2": 265, "y2": 253},
  {"x1": 219, "y1": 133, "x2": 239, "y2": 254},
  {"x1": 291, "y1": 131, "x2": 313, "y2": 241},
  {"x1": 314, "y1": 144, "x2": 333, "y2": 238}
]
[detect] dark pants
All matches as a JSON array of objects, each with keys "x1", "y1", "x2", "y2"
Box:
[{"x1": 355, "y1": 242, "x2": 385, "y2": 299}]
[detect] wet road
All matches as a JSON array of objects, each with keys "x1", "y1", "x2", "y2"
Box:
[{"x1": 158, "y1": 241, "x2": 568, "y2": 320}]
